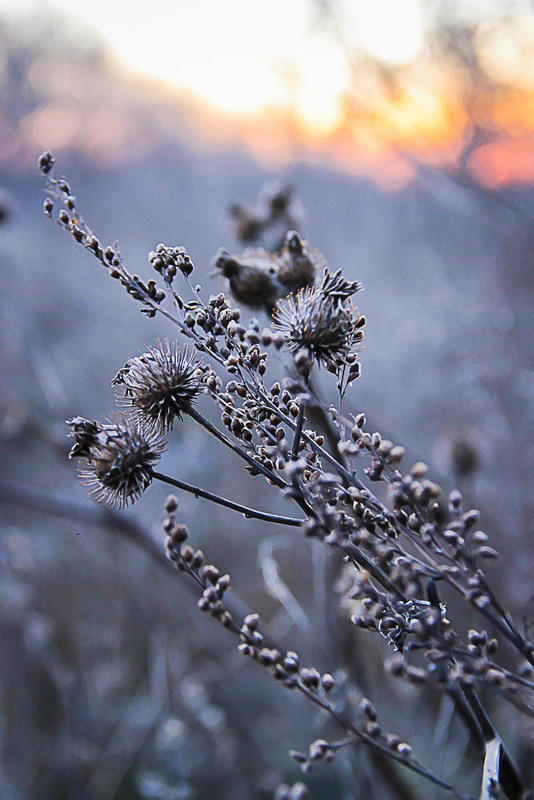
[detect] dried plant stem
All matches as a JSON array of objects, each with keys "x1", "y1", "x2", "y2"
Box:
[
  {"x1": 150, "y1": 470, "x2": 304, "y2": 527},
  {"x1": 169, "y1": 538, "x2": 477, "y2": 800},
  {"x1": 41, "y1": 155, "x2": 534, "y2": 800},
  {"x1": 306, "y1": 375, "x2": 347, "y2": 466},
  {"x1": 461, "y1": 688, "x2": 525, "y2": 796},
  {"x1": 480, "y1": 739, "x2": 503, "y2": 800},
  {"x1": 186, "y1": 406, "x2": 287, "y2": 489},
  {"x1": 291, "y1": 402, "x2": 306, "y2": 458},
  {"x1": 412, "y1": 533, "x2": 534, "y2": 670},
  {"x1": 187, "y1": 406, "x2": 316, "y2": 522},
  {"x1": 297, "y1": 684, "x2": 476, "y2": 800},
  {"x1": 306, "y1": 398, "x2": 534, "y2": 671}
]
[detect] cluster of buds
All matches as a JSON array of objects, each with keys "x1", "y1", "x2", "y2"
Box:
[
  {"x1": 103, "y1": 245, "x2": 166, "y2": 316},
  {"x1": 39, "y1": 153, "x2": 168, "y2": 318},
  {"x1": 164, "y1": 495, "x2": 235, "y2": 629},
  {"x1": 357, "y1": 697, "x2": 413, "y2": 758},
  {"x1": 149, "y1": 243, "x2": 194, "y2": 285},
  {"x1": 290, "y1": 739, "x2": 336, "y2": 774},
  {"x1": 238, "y1": 617, "x2": 335, "y2": 698},
  {"x1": 67, "y1": 415, "x2": 164, "y2": 508},
  {"x1": 343, "y1": 412, "x2": 407, "y2": 483}
]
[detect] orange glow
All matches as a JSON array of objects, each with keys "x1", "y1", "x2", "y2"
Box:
[
  {"x1": 474, "y1": 88, "x2": 534, "y2": 137},
  {"x1": 6, "y1": 10, "x2": 534, "y2": 190},
  {"x1": 340, "y1": 64, "x2": 470, "y2": 166},
  {"x1": 467, "y1": 137, "x2": 534, "y2": 188}
]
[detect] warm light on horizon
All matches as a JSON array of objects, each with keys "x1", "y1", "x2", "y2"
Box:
[
  {"x1": 3, "y1": 0, "x2": 534, "y2": 187},
  {"x1": 0, "y1": 0, "x2": 426, "y2": 130}
]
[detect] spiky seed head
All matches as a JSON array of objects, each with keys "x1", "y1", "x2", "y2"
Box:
[
  {"x1": 113, "y1": 341, "x2": 203, "y2": 433},
  {"x1": 273, "y1": 283, "x2": 364, "y2": 370},
  {"x1": 67, "y1": 415, "x2": 165, "y2": 508}
]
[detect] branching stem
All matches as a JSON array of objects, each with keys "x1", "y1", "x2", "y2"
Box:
[
  {"x1": 187, "y1": 406, "x2": 287, "y2": 489},
  {"x1": 150, "y1": 470, "x2": 304, "y2": 527}
]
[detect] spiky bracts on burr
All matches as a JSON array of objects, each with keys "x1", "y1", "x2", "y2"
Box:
[
  {"x1": 113, "y1": 341, "x2": 203, "y2": 434},
  {"x1": 67, "y1": 415, "x2": 165, "y2": 508},
  {"x1": 273, "y1": 281, "x2": 365, "y2": 373}
]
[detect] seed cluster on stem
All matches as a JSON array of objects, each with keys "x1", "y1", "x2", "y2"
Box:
[{"x1": 40, "y1": 150, "x2": 534, "y2": 800}]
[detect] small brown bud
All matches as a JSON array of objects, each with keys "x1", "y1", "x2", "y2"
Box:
[
  {"x1": 406, "y1": 666, "x2": 428, "y2": 685},
  {"x1": 321, "y1": 673, "x2": 335, "y2": 692},
  {"x1": 243, "y1": 613, "x2": 259, "y2": 631},
  {"x1": 220, "y1": 611, "x2": 233, "y2": 628},
  {"x1": 366, "y1": 721, "x2": 381, "y2": 737},
  {"x1": 181, "y1": 545, "x2": 194, "y2": 563},
  {"x1": 39, "y1": 150, "x2": 55, "y2": 174},
  {"x1": 359, "y1": 698, "x2": 377, "y2": 721},
  {"x1": 201, "y1": 565, "x2": 220, "y2": 584},
  {"x1": 309, "y1": 739, "x2": 329, "y2": 760},
  {"x1": 165, "y1": 495, "x2": 178, "y2": 513},
  {"x1": 170, "y1": 524, "x2": 189, "y2": 546},
  {"x1": 216, "y1": 574, "x2": 231, "y2": 592}
]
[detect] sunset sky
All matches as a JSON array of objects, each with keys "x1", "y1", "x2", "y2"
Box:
[
  {"x1": 0, "y1": 0, "x2": 432, "y2": 129},
  {"x1": 0, "y1": 0, "x2": 440, "y2": 129},
  {"x1": 3, "y1": 0, "x2": 534, "y2": 186}
]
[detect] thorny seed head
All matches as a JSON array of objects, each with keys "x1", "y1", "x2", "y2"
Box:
[
  {"x1": 67, "y1": 415, "x2": 165, "y2": 508},
  {"x1": 273, "y1": 278, "x2": 364, "y2": 370},
  {"x1": 113, "y1": 341, "x2": 203, "y2": 433}
]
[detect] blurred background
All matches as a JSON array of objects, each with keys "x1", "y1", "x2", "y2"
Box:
[{"x1": 1, "y1": 1, "x2": 534, "y2": 798}]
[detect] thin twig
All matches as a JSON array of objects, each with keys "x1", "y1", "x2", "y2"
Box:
[{"x1": 150, "y1": 470, "x2": 304, "y2": 527}]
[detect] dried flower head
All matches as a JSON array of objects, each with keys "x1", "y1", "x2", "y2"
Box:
[
  {"x1": 113, "y1": 341, "x2": 203, "y2": 433},
  {"x1": 68, "y1": 416, "x2": 165, "y2": 508},
  {"x1": 273, "y1": 280, "x2": 365, "y2": 370},
  {"x1": 213, "y1": 248, "x2": 282, "y2": 314},
  {"x1": 67, "y1": 416, "x2": 105, "y2": 459},
  {"x1": 213, "y1": 233, "x2": 326, "y2": 314},
  {"x1": 149, "y1": 243, "x2": 194, "y2": 281},
  {"x1": 276, "y1": 231, "x2": 322, "y2": 294},
  {"x1": 228, "y1": 182, "x2": 302, "y2": 249}
]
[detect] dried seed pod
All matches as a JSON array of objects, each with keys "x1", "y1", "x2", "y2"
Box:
[{"x1": 114, "y1": 341, "x2": 203, "y2": 433}]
